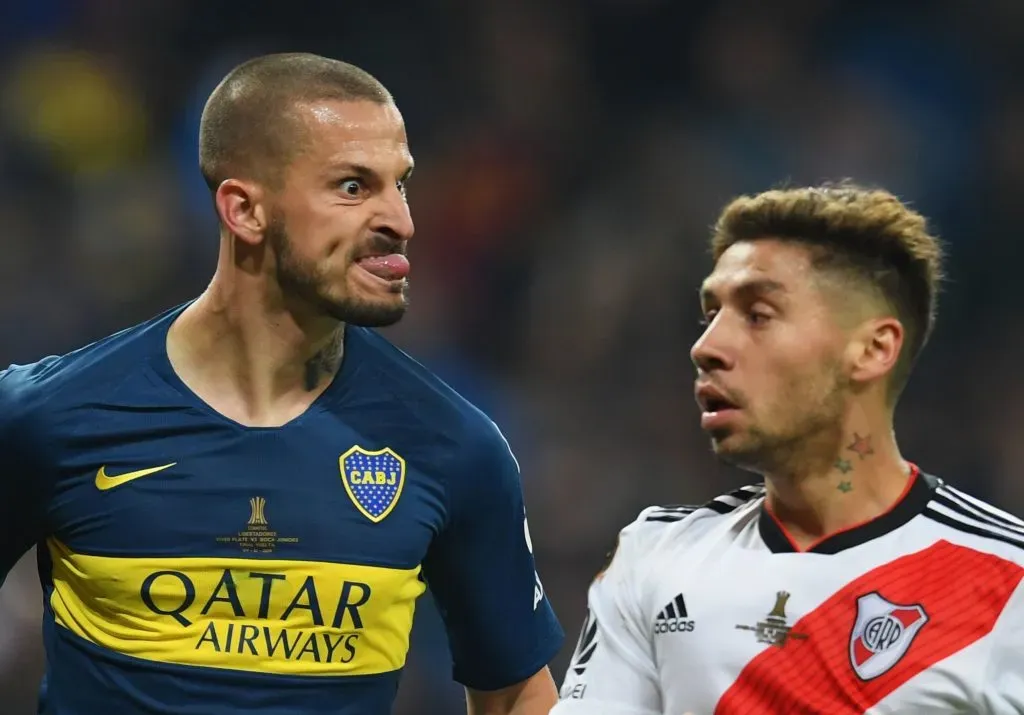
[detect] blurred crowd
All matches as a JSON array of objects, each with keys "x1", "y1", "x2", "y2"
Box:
[{"x1": 1, "y1": 1, "x2": 1023, "y2": 712}]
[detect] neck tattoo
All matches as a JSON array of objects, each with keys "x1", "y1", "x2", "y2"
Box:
[
  {"x1": 834, "y1": 431, "x2": 874, "y2": 493},
  {"x1": 303, "y1": 331, "x2": 344, "y2": 391}
]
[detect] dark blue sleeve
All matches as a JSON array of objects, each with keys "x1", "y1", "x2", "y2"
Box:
[
  {"x1": 423, "y1": 423, "x2": 564, "y2": 691},
  {"x1": 0, "y1": 367, "x2": 47, "y2": 588}
]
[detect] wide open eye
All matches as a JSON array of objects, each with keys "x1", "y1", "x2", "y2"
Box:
[{"x1": 339, "y1": 179, "x2": 365, "y2": 197}]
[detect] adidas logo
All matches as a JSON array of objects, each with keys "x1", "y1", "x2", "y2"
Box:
[{"x1": 654, "y1": 593, "x2": 695, "y2": 634}]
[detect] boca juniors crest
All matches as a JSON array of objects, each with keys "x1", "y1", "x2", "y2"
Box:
[
  {"x1": 849, "y1": 591, "x2": 928, "y2": 680},
  {"x1": 339, "y1": 446, "x2": 406, "y2": 523}
]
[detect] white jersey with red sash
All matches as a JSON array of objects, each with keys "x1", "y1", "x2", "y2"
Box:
[{"x1": 553, "y1": 470, "x2": 1024, "y2": 715}]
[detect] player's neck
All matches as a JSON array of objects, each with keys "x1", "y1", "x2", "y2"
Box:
[
  {"x1": 166, "y1": 273, "x2": 344, "y2": 427},
  {"x1": 761, "y1": 414, "x2": 912, "y2": 552}
]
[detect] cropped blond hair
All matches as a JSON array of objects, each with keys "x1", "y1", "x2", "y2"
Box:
[{"x1": 711, "y1": 181, "x2": 944, "y2": 398}]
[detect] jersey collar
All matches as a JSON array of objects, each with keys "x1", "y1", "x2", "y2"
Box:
[{"x1": 757, "y1": 466, "x2": 936, "y2": 554}]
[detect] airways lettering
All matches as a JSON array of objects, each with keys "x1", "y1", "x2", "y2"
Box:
[{"x1": 194, "y1": 623, "x2": 360, "y2": 663}]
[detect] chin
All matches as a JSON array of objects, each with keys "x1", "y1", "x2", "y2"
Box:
[
  {"x1": 709, "y1": 432, "x2": 770, "y2": 473},
  {"x1": 710, "y1": 435, "x2": 744, "y2": 460},
  {"x1": 350, "y1": 278, "x2": 408, "y2": 305},
  {"x1": 319, "y1": 292, "x2": 409, "y2": 327},
  {"x1": 322, "y1": 264, "x2": 405, "y2": 311}
]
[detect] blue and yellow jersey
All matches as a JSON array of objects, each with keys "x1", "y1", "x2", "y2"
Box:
[{"x1": 0, "y1": 304, "x2": 563, "y2": 714}]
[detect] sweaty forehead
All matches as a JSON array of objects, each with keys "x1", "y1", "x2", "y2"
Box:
[
  {"x1": 296, "y1": 99, "x2": 412, "y2": 170},
  {"x1": 701, "y1": 240, "x2": 815, "y2": 302}
]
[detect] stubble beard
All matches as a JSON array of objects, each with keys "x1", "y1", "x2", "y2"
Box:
[
  {"x1": 712, "y1": 368, "x2": 849, "y2": 478},
  {"x1": 267, "y1": 216, "x2": 409, "y2": 328}
]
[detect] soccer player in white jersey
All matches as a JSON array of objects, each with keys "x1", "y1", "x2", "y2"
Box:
[{"x1": 552, "y1": 182, "x2": 1024, "y2": 715}]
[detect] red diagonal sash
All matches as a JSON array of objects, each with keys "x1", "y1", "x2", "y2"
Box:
[{"x1": 715, "y1": 540, "x2": 1023, "y2": 714}]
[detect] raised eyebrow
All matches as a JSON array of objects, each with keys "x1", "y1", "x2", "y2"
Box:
[
  {"x1": 341, "y1": 163, "x2": 376, "y2": 179},
  {"x1": 324, "y1": 163, "x2": 376, "y2": 184},
  {"x1": 330, "y1": 162, "x2": 414, "y2": 182}
]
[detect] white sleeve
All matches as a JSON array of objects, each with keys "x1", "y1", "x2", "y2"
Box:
[
  {"x1": 980, "y1": 579, "x2": 1024, "y2": 713},
  {"x1": 551, "y1": 516, "x2": 662, "y2": 715}
]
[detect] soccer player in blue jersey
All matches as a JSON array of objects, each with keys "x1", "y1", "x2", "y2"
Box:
[{"x1": 0, "y1": 53, "x2": 563, "y2": 715}]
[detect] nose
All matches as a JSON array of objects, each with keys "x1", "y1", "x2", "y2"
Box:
[
  {"x1": 690, "y1": 318, "x2": 734, "y2": 374},
  {"x1": 372, "y1": 184, "x2": 415, "y2": 242}
]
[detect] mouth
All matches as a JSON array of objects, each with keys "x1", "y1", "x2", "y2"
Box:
[
  {"x1": 695, "y1": 383, "x2": 742, "y2": 431},
  {"x1": 695, "y1": 383, "x2": 739, "y2": 413},
  {"x1": 354, "y1": 252, "x2": 410, "y2": 283}
]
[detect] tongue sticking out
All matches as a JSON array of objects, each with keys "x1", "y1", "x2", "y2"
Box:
[{"x1": 356, "y1": 254, "x2": 410, "y2": 280}]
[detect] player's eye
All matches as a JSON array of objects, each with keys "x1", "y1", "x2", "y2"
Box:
[
  {"x1": 748, "y1": 311, "x2": 771, "y2": 326},
  {"x1": 338, "y1": 179, "x2": 365, "y2": 197},
  {"x1": 396, "y1": 180, "x2": 407, "y2": 198},
  {"x1": 698, "y1": 310, "x2": 717, "y2": 328}
]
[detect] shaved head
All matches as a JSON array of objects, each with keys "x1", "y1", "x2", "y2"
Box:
[{"x1": 198, "y1": 53, "x2": 392, "y2": 192}]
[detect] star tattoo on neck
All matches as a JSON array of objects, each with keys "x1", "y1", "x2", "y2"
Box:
[
  {"x1": 835, "y1": 457, "x2": 853, "y2": 474},
  {"x1": 846, "y1": 432, "x2": 874, "y2": 460},
  {"x1": 837, "y1": 481, "x2": 853, "y2": 493}
]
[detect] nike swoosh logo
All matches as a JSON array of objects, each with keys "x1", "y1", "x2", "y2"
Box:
[{"x1": 95, "y1": 463, "x2": 177, "y2": 491}]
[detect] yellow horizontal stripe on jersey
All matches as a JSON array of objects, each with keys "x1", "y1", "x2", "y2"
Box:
[{"x1": 46, "y1": 539, "x2": 426, "y2": 676}]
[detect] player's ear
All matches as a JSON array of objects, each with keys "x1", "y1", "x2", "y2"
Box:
[
  {"x1": 846, "y1": 316, "x2": 903, "y2": 385},
  {"x1": 214, "y1": 179, "x2": 267, "y2": 246}
]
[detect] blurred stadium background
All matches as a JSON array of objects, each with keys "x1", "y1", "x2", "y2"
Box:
[{"x1": 1, "y1": 0, "x2": 1023, "y2": 712}]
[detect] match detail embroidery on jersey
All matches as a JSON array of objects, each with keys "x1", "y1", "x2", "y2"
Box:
[
  {"x1": 214, "y1": 496, "x2": 300, "y2": 553},
  {"x1": 735, "y1": 591, "x2": 807, "y2": 647},
  {"x1": 714, "y1": 540, "x2": 1024, "y2": 714}
]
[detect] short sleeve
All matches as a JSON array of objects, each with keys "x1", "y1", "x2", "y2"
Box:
[
  {"x1": 551, "y1": 516, "x2": 662, "y2": 715},
  {"x1": 981, "y1": 579, "x2": 1024, "y2": 713},
  {"x1": 0, "y1": 366, "x2": 47, "y2": 587},
  {"x1": 422, "y1": 423, "x2": 563, "y2": 691}
]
